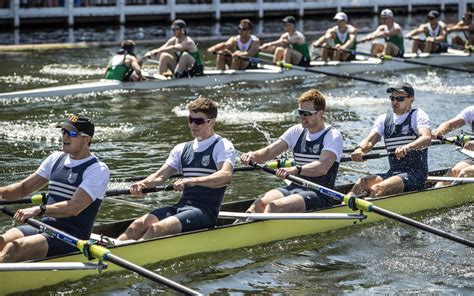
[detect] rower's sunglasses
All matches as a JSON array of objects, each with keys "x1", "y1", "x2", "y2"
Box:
[
  {"x1": 188, "y1": 116, "x2": 211, "y2": 125},
  {"x1": 238, "y1": 26, "x2": 250, "y2": 31},
  {"x1": 297, "y1": 108, "x2": 320, "y2": 116},
  {"x1": 389, "y1": 95, "x2": 407, "y2": 102},
  {"x1": 61, "y1": 128, "x2": 83, "y2": 137},
  {"x1": 171, "y1": 27, "x2": 181, "y2": 31}
]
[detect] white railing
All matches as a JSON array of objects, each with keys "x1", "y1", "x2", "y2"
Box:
[{"x1": 0, "y1": 0, "x2": 471, "y2": 27}]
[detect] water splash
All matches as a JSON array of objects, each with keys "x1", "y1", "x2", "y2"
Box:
[
  {"x1": 40, "y1": 64, "x2": 104, "y2": 77},
  {"x1": 0, "y1": 74, "x2": 58, "y2": 86}
]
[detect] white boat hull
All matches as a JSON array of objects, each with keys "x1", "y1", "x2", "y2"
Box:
[{"x1": 1, "y1": 49, "x2": 472, "y2": 99}]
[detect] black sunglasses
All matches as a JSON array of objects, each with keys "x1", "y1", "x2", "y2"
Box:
[
  {"x1": 188, "y1": 116, "x2": 211, "y2": 125},
  {"x1": 297, "y1": 108, "x2": 320, "y2": 116},
  {"x1": 389, "y1": 95, "x2": 407, "y2": 102},
  {"x1": 238, "y1": 26, "x2": 250, "y2": 31}
]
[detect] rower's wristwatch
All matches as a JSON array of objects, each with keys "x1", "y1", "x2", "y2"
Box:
[
  {"x1": 38, "y1": 204, "x2": 46, "y2": 217},
  {"x1": 296, "y1": 165, "x2": 302, "y2": 175}
]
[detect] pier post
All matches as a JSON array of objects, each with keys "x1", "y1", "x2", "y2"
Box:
[
  {"x1": 258, "y1": 0, "x2": 264, "y2": 19},
  {"x1": 12, "y1": 0, "x2": 19, "y2": 28},
  {"x1": 213, "y1": 0, "x2": 221, "y2": 21},
  {"x1": 459, "y1": 0, "x2": 467, "y2": 17},
  {"x1": 169, "y1": 0, "x2": 176, "y2": 21},
  {"x1": 298, "y1": 0, "x2": 303, "y2": 18},
  {"x1": 407, "y1": 0, "x2": 412, "y2": 13},
  {"x1": 118, "y1": 0, "x2": 125, "y2": 25},
  {"x1": 66, "y1": 0, "x2": 73, "y2": 27}
]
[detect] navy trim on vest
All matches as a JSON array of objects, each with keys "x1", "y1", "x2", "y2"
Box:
[
  {"x1": 293, "y1": 126, "x2": 339, "y2": 189},
  {"x1": 383, "y1": 109, "x2": 428, "y2": 174},
  {"x1": 42, "y1": 153, "x2": 101, "y2": 239},
  {"x1": 180, "y1": 137, "x2": 227, "y2": 219}
]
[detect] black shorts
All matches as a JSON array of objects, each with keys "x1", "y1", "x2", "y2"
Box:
[
  {"x1": 245, "y1": 61, "x2": 259, "y2": 70},
  {"x1": 433, "y1": 43, "x2": 448, "y2": 53},
  {"x1": 178, "y1": 64, "x2": 204, "y2": 78},
  {"x1": 150, "y1": 202, "x2": 214, "y2": 232},
  {"x1": 297, "y1": 56, "x2": 311, "y2": 67},
  {"x1": 276, "y1": 183, "x2": 340, "y2": 211},
  {"x1": 17, "y1": 225, "x2": 78, "y2": 257},
  {"x1": 379, "y1": 170, "x2": 427, "y2": 192}
]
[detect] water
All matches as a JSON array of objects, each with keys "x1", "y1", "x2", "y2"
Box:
[{"x1": 0, "y1": 15, "x2": 473, "y2": 295}]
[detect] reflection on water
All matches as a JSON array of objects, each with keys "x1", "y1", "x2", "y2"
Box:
[{"x1": 0, "y1": 13, "x2": 473, "y2": 295}]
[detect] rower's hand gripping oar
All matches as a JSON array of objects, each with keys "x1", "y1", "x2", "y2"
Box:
[
  {"x1": 248, "y1": 161, "x2": 474, "y2": 248},
  {"x1": 0, "y1": 206, "x2": 201, "y2": 295},
  {"x1": 105, "y1": 184, "x2": 174, "y2": 197}
]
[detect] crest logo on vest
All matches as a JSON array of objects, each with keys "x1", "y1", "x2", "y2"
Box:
[
  {"x1": 307, "y1": 145, "x2": 320, "y2": 154},
  {"x1": 402, "y1": 124, "x2": 410, "y2": 135},
  {"x1": 68, "y1": 172, "x2": 78, "y2": 184},
  {"x1": 201, "y1": 155, "x2": 211, "y2": 167}
]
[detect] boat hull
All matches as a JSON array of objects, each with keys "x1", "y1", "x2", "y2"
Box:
[
  {"x1": 1, "y1": 49, "x2": 472, "y2": 99},
  {"x1": 0, "y1": 180, "x2": 472, "y2": 294}
]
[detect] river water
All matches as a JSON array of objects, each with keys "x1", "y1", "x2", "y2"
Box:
[{"x1": 0, "y1": 13, "x2": 473, "y2": 295}]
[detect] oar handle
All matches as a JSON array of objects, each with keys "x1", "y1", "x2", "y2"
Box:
[
  {"x1": 340, "y1": 152, "x2": 392, "y2": 162},
  {"x1": 0, "y1": 193, "x2": 47, "y2": 206},
  {"x1": 105, "y1": 184, "x2": 174, "y2": 197}
]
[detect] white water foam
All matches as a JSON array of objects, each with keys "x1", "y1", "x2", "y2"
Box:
[{"x1": 0, "y1": 75, "x2": 58, "y2": 86}]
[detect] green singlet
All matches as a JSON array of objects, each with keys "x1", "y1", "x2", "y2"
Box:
[
  {"x1": 290, "y1": 43, "x2": 310, "y2": 60},
  {"x1": 105, "y1": 55, "x2": 131, "y2": 81}
]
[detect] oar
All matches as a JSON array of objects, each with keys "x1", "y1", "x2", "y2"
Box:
[
  {"x1": 426, "y1": 176, "x2": 474, "y2": 183},
  {"x1": 248, "y1": 161, "x2": 474, "y2": 248},
  {"x1": 246, "y1": 56, "x2": 386, "y2": 85},
  {"x1": 0, "y1": 194, "x2": 46, "y2": 206},
  {"x1": 0, "y1": 206, "x2": 200, "y2": 295},
  {"x1": 342, "y1": 138, "x2": 456, "y2": 154},
  {"x1": 105, "y1": 184, "x2": 174, "y2": 197},
  {"x1": 114, "y1": 166, "x2": 260, "y2": 183},
  {"x1": 219, "y1": 211, "x2": 366, "y2": 220},
  {"x1": 457, "y1": 147, "x2": 474, "y2": 158}
]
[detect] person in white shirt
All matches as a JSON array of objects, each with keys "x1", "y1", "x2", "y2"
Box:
[
  {"x1": 431, "y1": 105, "x2": 474, "y2": 186},
  {"x1": 260, "y1": 16, "x2": 311, "y2": 67},
  {"x1": 0, "y1": 115, "x2": 109, "y2": 262},
  {"x1": 350, "y1": 83, "x2": 431, "y2": 197},
  {"x1": 406, "y1": 10, "x2": 448, "y2": 53},
  {"x1": 118, "y1": 97, "x2": 235, "y2": 241},
  {"x1": 240, "y1": 89, "x2": 343, "y2": 213}
]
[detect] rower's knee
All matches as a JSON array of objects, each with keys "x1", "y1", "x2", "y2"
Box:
[
  {"x1": 253, "y1": 198, "x2": 266, "y2": 213},
  {"x1": 264, "y1": 201, "x2": 278, "y2": 213},
  {"x1": 459, "y1": 166, "x2": 474, "y2": 178},
  {"x1": 0, "y1": 241, "x2": 20, "y2": 263}
]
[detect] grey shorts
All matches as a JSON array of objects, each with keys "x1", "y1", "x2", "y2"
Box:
[
  {"x1": 276, "y1": 183, "x2": 341, "y2": 211},
  {"x1": 380, "y1": 170, "x2": 427, "y2": 192}
]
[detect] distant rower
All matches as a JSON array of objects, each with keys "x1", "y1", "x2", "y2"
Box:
[
  {"x1": 447, "y1": 11, "x2": 474, "y2": 48},
  {"x1": 360, "y1": 9, "x2": 404, "y2": 57},
  {"x1": 105, "y1": 40, "x2": 145, "y2": 81},
  {"x1": 207, "y1": 19, "x2": 261, "y2": 70},
  {"x1": 260, "y1": 16, "x2": 311, "y2": 67},
  {"x1": 407, "y1": 10, "x2": 448, "y2": 54},
  {"x1": 143, "y1": 19, "x2": 204, "y2": 78},
  {"x1": 312, "y1": 12, "x2": 357, "y2": 62}
]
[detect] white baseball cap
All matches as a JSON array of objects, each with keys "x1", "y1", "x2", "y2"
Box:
[
  {"x1": 333, "y1": 12, "x2": 348, "y2": 22},
  {"x1": 380, "y1": 9, "x2": 394, "y2": 18}
]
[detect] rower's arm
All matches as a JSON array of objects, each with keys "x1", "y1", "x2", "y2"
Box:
[
  {"x1": 432, "y1": 117, "x2": 465, "y2": 139},
  {"x1": 358, "y1": 131, "x2": 381, "y2": 153},
  {"x1": 342, "y1": 30, "x2": 357, "y2": 50},
  {"x1": 0, "y1": 173, "x2": 48, "y2": 201},
  {"x1": 240, "y1": 139, "x2": 289, "y2": 164},
  {"x1": 207, "y1": 40, "x2": 229, "y2": 53},
  {"x1": 178, "y1": 161, "x2": 233, "y2": 189},
  {"x1": 142, "y1": 164, "x2": 177, "y2": 188},
  {"x1": 406, "y1": 25, "x2": 424, "y2": 38},
  {"x1": 297, "y1": 150, "x2": 337, "y2": 177},
  {"x1": 408, "y1": 127, "x2": 432, "y2": 151},
  {"x1": 246, "y1": 38, "x2": 261, "y2": 57},
  {"x1": 435, "y1": 24, "x2": 448, "y2": 42}
]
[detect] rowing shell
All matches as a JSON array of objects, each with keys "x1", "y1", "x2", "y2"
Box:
[
  {"x1": 0, "y1": 49, "x2": 472, "y2": 99},
  {"x1": 1, "y1": 169, "x2": 472, "y2": 294}
]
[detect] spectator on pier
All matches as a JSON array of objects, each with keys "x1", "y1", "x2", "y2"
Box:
[
  {"x1": 312, "y1": 12, "x2": 357, "y2": 62},
  {"x1": 260, "y1": 16, "x2": 311, "y2": 67},
  {"x1": 359, "y1": 9, "x2": 404, "y2": 57},
  {"x1": 447, "y1": 11, "x2": 474, "y2": 48},
  {"x1": 105, "y1": 39, "x2": 146, "y2": 82},
  {"x1": 143, "y1": 19, "x2": 204, "y2": 78},
  {"x1": 207, "y1": 19, "x2": 261, "y2": 70},
  {"x1": 406, "y1": 10, "x2": 448, "y2": 54}
]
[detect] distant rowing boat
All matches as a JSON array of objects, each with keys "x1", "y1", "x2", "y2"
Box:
[
  {"x1": 0, "y1": 49, "x2": 472, "y2": 99},
  {"x1": 1, "y1": 169, "x2": 472, "y2": 294}
]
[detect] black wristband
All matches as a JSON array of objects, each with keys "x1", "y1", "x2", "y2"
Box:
[
  {"x1": 38, "y1": 204, "x2": 46, "y2": 217},
  {"x1": 355, "y1": 146, "x2": 363, "y2": 151},
  {"x1": 296, "y1": 165, "x2": 302, "y2": 175}
]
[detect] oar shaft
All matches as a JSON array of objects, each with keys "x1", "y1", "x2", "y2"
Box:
[
  {"x1": 105, "y1": 184, "x2": 174, "y2": 197},
  {"x1": 104, "y1": 253, "x2": 200, "y2": 295},
  {"x1": 371, "y1": 205, "x2": 474, "y2": 247},
  {"x1": 0, "y1": 206, "x2": 201, "y2": 294}
]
